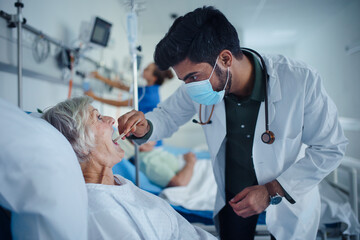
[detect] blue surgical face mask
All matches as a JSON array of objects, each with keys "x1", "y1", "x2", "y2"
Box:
[{"x1": 185, "y1": 57, "x2": 229, "y2": 105}]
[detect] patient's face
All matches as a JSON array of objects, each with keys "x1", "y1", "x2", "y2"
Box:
[{"x1": 87, "y1": 105, "x2": 124, "y2": 166}]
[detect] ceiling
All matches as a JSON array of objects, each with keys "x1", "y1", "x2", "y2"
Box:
[{"x1": 121, "y1": 0, "x2": 355, "y2": 47}]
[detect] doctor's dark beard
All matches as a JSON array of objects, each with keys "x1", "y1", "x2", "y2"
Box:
[{"x1": 215, "y1": 66, "x2": 232, "y2": 95}]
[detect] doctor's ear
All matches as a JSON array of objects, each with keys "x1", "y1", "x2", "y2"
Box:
[{"x1": 219, "y1": 50, "x2": 232, "y2": 67}]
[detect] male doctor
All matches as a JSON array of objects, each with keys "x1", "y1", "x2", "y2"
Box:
[{"x1": 118, "y1": 6, "x2": 348, "y2": 240}]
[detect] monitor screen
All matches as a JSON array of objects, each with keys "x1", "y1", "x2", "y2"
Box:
[{"x1": 90, "y1": 17, "x2": 112, "y2": 47}]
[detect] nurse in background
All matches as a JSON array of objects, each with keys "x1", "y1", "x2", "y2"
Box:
[{"x1": 85, "y1": 62, "x2": 173, "y2": 146}]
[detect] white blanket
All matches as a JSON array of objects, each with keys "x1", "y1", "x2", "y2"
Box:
[
  {"x1": 159, "y1": 160, "x2": 217, "y2": 211},
  {"x1": 159, "y1": 160, "x2": 360, "y2": 237},
  {"x1": 319, "y1": 180, "x2": 360, "y2": 235},
  {"x1": 87, "y1": 175, "x2": 216, "y2": 240}
]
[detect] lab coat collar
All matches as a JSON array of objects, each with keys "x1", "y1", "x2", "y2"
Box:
[
  {"x1": 213, "y1": 100, "x2": 226, "y2": 130},
  {"x1": 263, "y1": 56, "x2": 282, "y2": 103},
  {"x1": 200, "y1": 101, "x2": 226, "y2": 160},
  {"x1": 263, "y1": 56, "x2": 282, "y2": 125}
]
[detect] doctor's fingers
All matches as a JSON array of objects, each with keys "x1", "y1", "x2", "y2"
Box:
[
  {"x1": 128, "y1": 119, "x2": 148, "y2": 137},
  {"x1": 233, "y1": 206, "x2": 259, "y2": 218},
  {"x1": 229, "y1": 196, "x2": 249, "y2": 212},
  {"x1": 230, "y1": 187, "x2": 251, "y2": 203},
  {"x1": 230, "y1": 191, "x2": 267, "y2": 212},
  {"x1": 117, "y1": 110, "x2": 145, "y2": 135},
  {"x1": 117, "y1": 110, "x2": 135, "y2": 131},
  {"x1": 230, "y1": 200, "x2": 265, "y2": 218}
]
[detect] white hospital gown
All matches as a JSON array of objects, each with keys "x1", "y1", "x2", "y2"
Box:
[{"x1": 86, "y1": 174, "x2": 216, "y2": 240}]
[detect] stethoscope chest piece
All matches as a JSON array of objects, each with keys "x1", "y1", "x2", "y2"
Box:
[{"x1": 261, "y1": 130, "x2": 275, "y2": 144}]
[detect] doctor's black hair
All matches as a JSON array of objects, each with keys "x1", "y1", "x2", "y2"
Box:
[{"x1": 154, "y1": 6, "x2": 243, "y2": 70}]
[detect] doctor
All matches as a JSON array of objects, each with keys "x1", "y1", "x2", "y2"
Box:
[{"x1": 117, "y1": 6, "x2": 348, "y2": 240}]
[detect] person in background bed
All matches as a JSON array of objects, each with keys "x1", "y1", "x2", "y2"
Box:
[
  {"x1": 120, "y1": 139, "x2": 197, "y2": 188},
  {"x1": 42, "y1": 96, "x2": 215, "y2": 240}
]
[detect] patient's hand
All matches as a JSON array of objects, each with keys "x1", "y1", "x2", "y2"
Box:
[
  {"x1": 139, "y1": 141, "x2": 156, "y2": 152},
  {"x1": 167, "y1": 152, "x2": 196, "y2": 187}
]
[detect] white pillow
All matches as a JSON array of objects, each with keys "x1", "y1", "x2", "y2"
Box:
[{"x1": 0, "y1": 99, "x2": 87, "y2": 240}]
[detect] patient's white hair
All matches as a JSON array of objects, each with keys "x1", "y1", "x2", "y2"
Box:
[{"x1": 42, "y1": 96, "x2": 95, "y2": 162}]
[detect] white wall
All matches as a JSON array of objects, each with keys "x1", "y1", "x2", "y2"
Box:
[{"x1": 294, "y1": 0, "x2": 360, "y2": 160}]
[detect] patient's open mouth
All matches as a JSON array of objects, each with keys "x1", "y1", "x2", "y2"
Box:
[{"x1": 112, "y1": 130, "x2": 119, "y2": 145}]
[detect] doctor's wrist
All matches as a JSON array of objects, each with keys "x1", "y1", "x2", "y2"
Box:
[
  {"x1": 128, "y1": 120, "x2": 153, "y2": 144},
  {"x1": 265, "y1": 180, "x2": 284, "y2": 197}
]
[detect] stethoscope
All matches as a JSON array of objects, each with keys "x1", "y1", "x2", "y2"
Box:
[{"x1": 192, "y1": 48, "x2": 275, "y2": 144}]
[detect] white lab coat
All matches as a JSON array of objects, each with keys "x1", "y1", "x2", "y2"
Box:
[{"x1": 145, "y1": 54, "x2": 348, "y2": 239}]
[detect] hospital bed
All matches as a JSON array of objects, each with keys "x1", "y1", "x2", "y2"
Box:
[
  {"x1": 112, "y1": 145, "x2": 269, "y2": 237},
  {"x1": 318, "y1": 156, "x2": 360, "y2": 240},
  {"x1": 112, "y1": 147, "x2": 215, "y2": 222},
  {"x1": 1, "y1": 104, "x2": 358, "y2": 239},
  {"x1": 112, "y1": 145, "x2": 360, "y2": 239}
]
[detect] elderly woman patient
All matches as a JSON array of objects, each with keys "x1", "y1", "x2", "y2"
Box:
[{"x1": 42, "y1": 96, "x2": 215, "y2": 240}]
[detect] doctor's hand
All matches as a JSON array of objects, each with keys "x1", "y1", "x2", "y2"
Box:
[
  {"x1": 228, "y1": 185, "x2": 270, "y2": 218},
  {"x1": 117, "y1": 110, "x2": 149, "y2": 139}
]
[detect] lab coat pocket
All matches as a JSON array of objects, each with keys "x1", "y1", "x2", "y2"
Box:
[{"x1": 273, "y1": 131, "x2": 302, "y2": 172}]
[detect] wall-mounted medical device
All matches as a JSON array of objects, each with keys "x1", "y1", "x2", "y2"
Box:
[{"x1": 79, "y1": 17, "x2": 112, "y2": 47}]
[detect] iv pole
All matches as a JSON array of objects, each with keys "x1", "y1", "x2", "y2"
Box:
[
  {"x1": 15, "y1": 0, "x2": 23, "y2": 109},
  {"x1": 127, "y1": 1, "x2": 140, "y2": 186}
]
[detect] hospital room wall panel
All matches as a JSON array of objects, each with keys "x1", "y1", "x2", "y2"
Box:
[
  {"x1": 294, "y1": 0, "x2": 360, "y2": 160},
  {"x1": 0, "y1": 72, "x2": 17, "y2": 106},
  {"x1": 22, "y1": 77, "x2": 70, "y2": 112},
  {"x1": 243, "y1": 37, "x2": 297, "y2": 58},
  {"x1": 0, "y1": 71, "x2": 71, "y2": 112}
]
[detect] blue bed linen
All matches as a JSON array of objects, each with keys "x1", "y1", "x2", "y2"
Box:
[
  {"x1": 161, "y1": 145, "x2": 211, "y2": 160},
  {"x1": 112, "y1": 159, "x2": 162, "y2": 195},
  {"x1": 172, "y1": 205, "x2": 214, "y2": 225}
]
